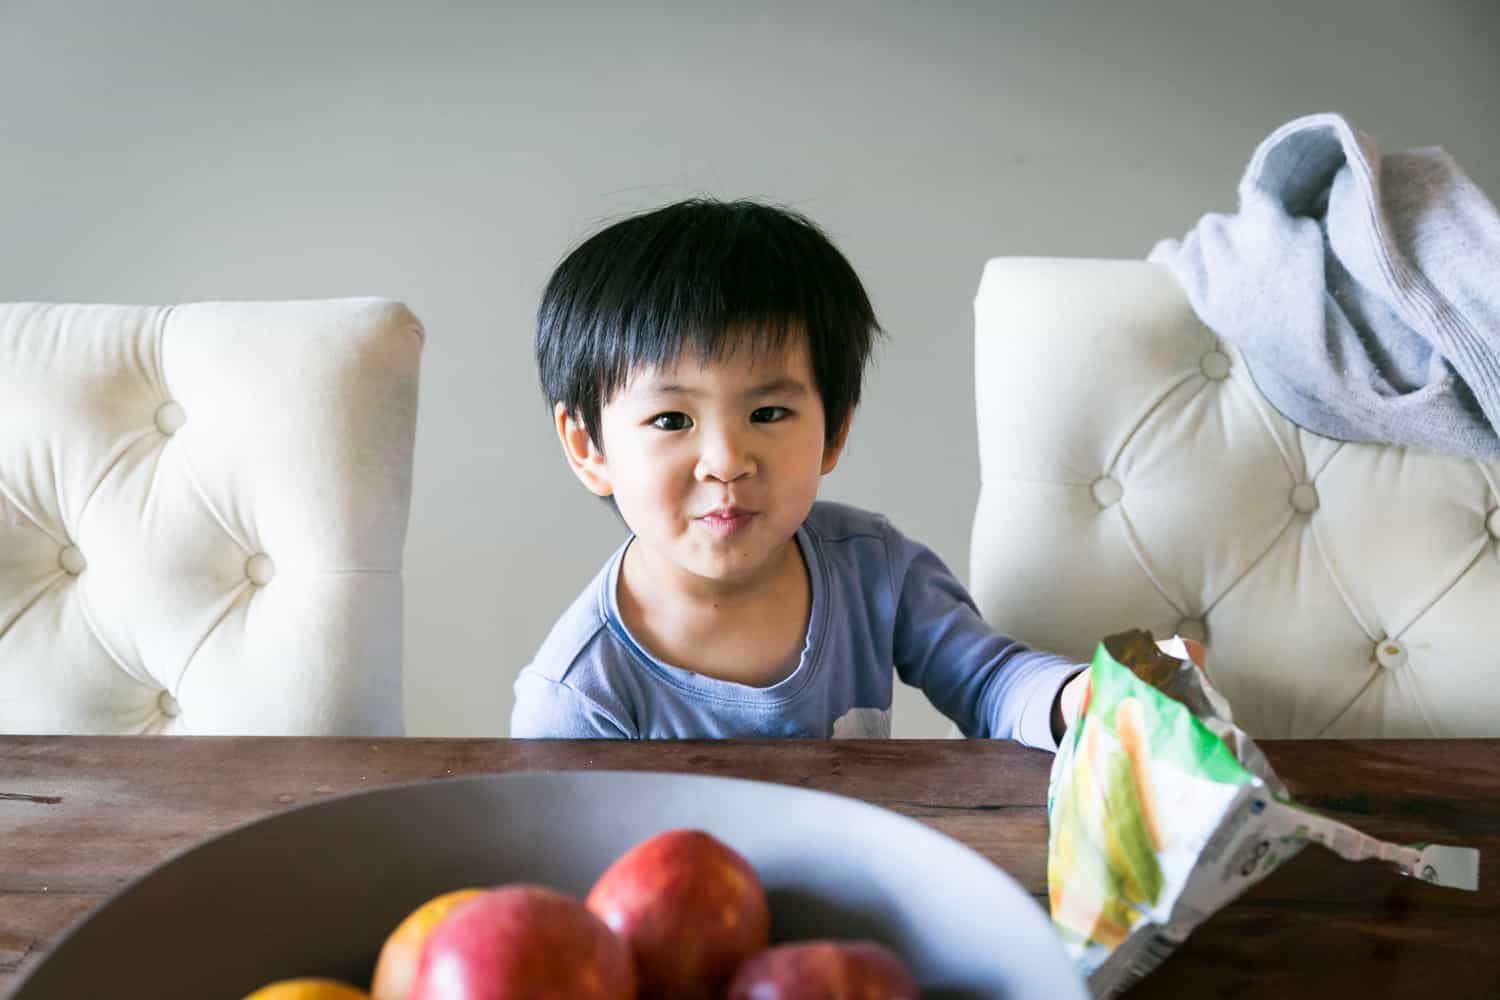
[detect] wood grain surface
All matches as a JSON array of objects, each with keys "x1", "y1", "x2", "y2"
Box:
[{"x1": 1, "y1": 737, "x2": 1495, "y2": 997}]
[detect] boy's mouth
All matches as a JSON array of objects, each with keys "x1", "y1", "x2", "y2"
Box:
[{"x1": 699, "y1": 507, "x2": 756, "y2": 536}]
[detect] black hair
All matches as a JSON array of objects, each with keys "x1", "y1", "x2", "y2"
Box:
[{"x1": 536, "y1": 198, "x2": 881, "y2": 449}]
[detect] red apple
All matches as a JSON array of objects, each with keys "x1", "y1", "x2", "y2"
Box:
[
  {"x1": 585, "y1": 829, "x2": 770, "y2": 1000},
  {"x1": 725, "y1": 940, "x2": 919, "y2": 1000},
  {"x1": 408, "y1": 885, "x2": 636, "y2": 1000}
]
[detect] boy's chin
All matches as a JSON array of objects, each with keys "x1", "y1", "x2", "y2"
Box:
[
  {"x1": 683, "y1": 554, "x2": 767, "y2": 585},
  {"x1": 686, "y1": 540, "x2": 800, "y2": 584}
]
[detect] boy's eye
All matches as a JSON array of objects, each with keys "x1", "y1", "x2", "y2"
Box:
[
  {"x1": 649, "y1": 412, "x2": 692, "y2": 431},
  {"x1": 751, "y1": 406, "x2": 790, "y2": 423}
]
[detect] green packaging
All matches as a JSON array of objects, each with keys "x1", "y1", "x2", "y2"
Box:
[{"x1": 1047, "y1": 631, "x2": 1479, "y2": 997}]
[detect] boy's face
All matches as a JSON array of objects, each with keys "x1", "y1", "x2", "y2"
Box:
[{"x1": 556, "y1": 332, "x2": 849, "y2": 593}]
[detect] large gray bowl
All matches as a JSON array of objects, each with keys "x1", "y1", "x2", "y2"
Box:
[{"x1": 12, "y1": 770, "x2": 1084, "y2": 999}]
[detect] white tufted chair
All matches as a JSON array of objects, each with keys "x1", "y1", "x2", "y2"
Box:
[
  {"x1": 970, "y1": 259, "x2": 1500, "y2": 738},
  {"x1": 0, "y1": 298, "x2": 423, "y2": 735}
]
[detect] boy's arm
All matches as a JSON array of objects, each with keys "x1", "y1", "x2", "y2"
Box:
[
  {"x1": 510, "y1": 673, "x2": 634, "y2": 738},
  {"x1": 889, "y1": 535, "x2": 1083, "y2": 751}
]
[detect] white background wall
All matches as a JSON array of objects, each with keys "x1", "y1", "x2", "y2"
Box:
[{"x1": 3, "y1": 1, "x2": 1496, "y2": 737}]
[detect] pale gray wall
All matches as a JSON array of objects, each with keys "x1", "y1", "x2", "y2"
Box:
[{"x1": 3, "y1": 1, "x2": 1496, "y2": 737}]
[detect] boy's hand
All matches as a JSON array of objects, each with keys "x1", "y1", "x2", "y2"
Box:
[{"x1": 1050, "y1": 669, "x2": 1091, "y2": 743}]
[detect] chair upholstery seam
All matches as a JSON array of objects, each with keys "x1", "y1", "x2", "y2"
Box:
[
  {"x1": 0, "y1": 478, "x2": 60, "y2": 544},
  {"x1": 174, "y1": 440, "x2": 253, "y2": 554},
  {"x1": 74, "y1": 579, "x2": 156, "y2": 690},
  {"x1": 1313, "y1": 662, "x2": 1384, "y2": 738},
  {"x1": 1390, "y1": 539, "x2": 1491, "y2": 642},
  {"x1": 1101, "y1": 371, "x2": 1198, "y2": 474},
  {"x1": 1200, "y1": 508, "x2": 1298, "y2": 620},
  {"x1": 170, "y1": 584, "x2": 253, "y2": 700},
  {"x1": 1307, "y1": 516, "x2": 1378, "y2": 643},
  {"x1": 72, "y1": 427, "x2": 159, "y2": 538},
  {"x1": 0, "y1": 575, "x2": 65, "y2": 646},
  {"x1": 1114, "y1": 505, "x2": 1188, "y2": 619}
]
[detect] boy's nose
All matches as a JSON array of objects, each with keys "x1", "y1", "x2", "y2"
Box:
[{"x1": 694, "y1": 427, "x2": 756, "y2": 483}]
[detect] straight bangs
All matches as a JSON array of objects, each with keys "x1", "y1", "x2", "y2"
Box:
[{"x1": 537, "y1": 199, "x2": 878, "y2": 446}]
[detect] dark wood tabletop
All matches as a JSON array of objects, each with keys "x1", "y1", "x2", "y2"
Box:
[{"x1": 1, "y1": 737, "x2": 1495, "y2": 998}]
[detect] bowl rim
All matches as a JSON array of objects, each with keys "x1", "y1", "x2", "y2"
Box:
[{"x1": 14, "y1": 768, "x2": 1084, "y2": 998}]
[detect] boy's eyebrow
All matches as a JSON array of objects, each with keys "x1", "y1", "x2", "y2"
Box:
[
  {"x1": 740, "y1": 377, "x2": 809, "y2": 399},
  {"x1": 642, "y1": 377, "x2": 810, "y2": 399}
]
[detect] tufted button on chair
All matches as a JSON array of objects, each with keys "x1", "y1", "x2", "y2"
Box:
[
  {"x1": 0, "y1": 298, "x2": 423, "y2": 735},
  {"x1": 970, "y1": 259, "x2": 1500, "y2": 738}
]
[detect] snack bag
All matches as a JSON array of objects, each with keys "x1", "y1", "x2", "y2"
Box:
[{"x1": 1047, "y1": 630, "x2": 1479, "y2": 998}]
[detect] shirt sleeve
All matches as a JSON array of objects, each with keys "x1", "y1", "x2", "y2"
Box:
[
  {"x1": 887, "y1": 528, "x2": 1082, "y2": 751},
  {"x1": 510, "y1": 673, "x2": 634, "y2": 738}
]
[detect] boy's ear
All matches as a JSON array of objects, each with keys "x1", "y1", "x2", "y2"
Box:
[
  {"x1": 555, "y1": 402, "x2": 613, "y2": 497},
  {"x1": 820, "y1": 411, "x2": 854, "y2": 475}
]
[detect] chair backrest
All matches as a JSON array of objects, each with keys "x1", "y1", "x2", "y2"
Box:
[
  {"x1": 0, "y1": 298, "x2": 423, "y2": 735},
  {"x1": 970, "y1": 258, "x2": 1500, "y2": 737}
]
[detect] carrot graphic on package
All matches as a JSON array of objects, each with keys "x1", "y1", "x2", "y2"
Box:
[
  {"x1": 1048, "y1": 715, "x2": 1137, "y2": 949},
  {"x1": 1115, "y1": 697, "x2": 1169, "y2": 853}
]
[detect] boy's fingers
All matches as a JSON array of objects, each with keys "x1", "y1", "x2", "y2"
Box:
[{"x1": 1062, "y1": 671, "x2": 1090, "y2": 722}]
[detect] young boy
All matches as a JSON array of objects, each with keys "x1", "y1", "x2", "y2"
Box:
[{"x1": 513, "y1": 198, "x2": 1086, "y2": 745}]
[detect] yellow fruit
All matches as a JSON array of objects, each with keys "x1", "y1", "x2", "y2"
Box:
[
  {"x1": 371, "y1": 888, "x2": 487, "y2": 1000},
  {"x1": 242, "y1": 979, "x2": 369, "y2": 1000}
]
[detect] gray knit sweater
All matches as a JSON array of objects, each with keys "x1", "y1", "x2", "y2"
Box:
[{"x1": 1149, "y1": 113, "x2": 1500, "y2": 459}]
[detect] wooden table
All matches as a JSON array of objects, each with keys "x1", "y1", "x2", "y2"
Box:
[{"x1": 1, "y1": 737, "x2": 1495, "y2": 998}]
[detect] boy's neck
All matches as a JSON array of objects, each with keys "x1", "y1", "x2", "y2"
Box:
[{"x1": 616, "y1": 536, "x2": 812, "y2": 688}]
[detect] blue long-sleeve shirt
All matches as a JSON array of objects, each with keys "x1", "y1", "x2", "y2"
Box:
[{"x1": 510, "y1": 501, "x2": 1078, "y2": 748}]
